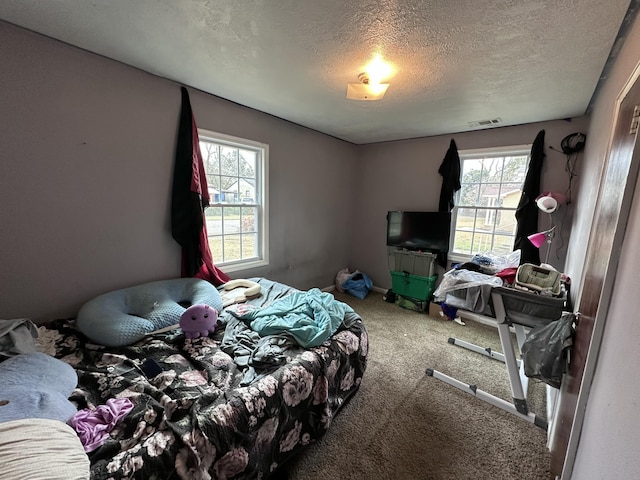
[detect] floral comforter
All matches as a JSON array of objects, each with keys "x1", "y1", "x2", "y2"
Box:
[{"x1": 43, "y1": 278, "x2": 368, "y2": 479}]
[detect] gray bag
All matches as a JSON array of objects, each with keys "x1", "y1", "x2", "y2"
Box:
[
  {"x1": 521, "y1": 312, "x2": 575, "y2": 388},
  {"x1": 0, "y1": 318, "x2": 39, "y2": 359}
]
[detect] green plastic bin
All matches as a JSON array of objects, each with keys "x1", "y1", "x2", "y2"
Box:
[{"x1": 391, "y1": 271, "x2": 438, "y2": 302}]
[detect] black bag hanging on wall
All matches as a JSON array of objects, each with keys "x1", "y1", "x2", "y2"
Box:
[{"x1": 521, "y1": 311, "x2": 575, "y2": 389}]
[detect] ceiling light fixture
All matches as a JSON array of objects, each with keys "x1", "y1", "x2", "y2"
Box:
[
  {"x1": 346, "y1": 54, "x2": 392, "y2": 101},
  {"x1": 346, "y1": 73, "x2": 390, "y2": 101}
]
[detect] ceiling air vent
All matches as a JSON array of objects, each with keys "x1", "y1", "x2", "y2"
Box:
[{"x1": 468, "y1": 118, "x2": 502, "y2": 128}]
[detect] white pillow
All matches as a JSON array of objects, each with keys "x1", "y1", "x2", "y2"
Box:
[{"x1": 0, "y1": 418, "x2": 89, "y2": 480}]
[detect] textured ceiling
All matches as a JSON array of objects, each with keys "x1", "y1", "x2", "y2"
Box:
[{"x1": 0, "y1": 0, "x2": 636, "y2": 144}]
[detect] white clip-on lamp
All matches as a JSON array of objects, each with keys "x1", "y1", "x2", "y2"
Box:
[{"x1": 527, "y1": 193, "x2": 565, "y2": 264}]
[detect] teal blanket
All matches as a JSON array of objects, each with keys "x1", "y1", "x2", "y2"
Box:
[{"x1": 234, "y1": 288, "x2": 354, "y2": 347}]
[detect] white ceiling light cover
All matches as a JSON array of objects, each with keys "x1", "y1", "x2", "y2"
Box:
[{"x1": 346, "y1": 82, "x2": 390, "y2": 101}]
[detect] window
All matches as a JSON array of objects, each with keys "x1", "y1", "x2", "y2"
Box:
[
  {"x1": 451, "y1": 145, "x2": 531, "y2": 258},
  {"x1": 198, "y1": 129, "x2": 268, "y2": 272}
]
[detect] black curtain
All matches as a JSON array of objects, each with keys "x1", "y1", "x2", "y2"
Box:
[
  {"x1": 171, "y1": 87, "x2": 230, "y2": 285},
  {"x1": 513, "y1": 129, "x2": 545, "y2": 265},
  {"x1": 171, "y1": 87, "x2": 203, "y2": 275},
  {"x1": 437, "y1": 139, "x2": 461, "y2": 267}
]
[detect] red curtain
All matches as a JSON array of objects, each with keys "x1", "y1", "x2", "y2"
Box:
[{"x1": 171, "y1": 87, "x2": 230, "y2": 286}]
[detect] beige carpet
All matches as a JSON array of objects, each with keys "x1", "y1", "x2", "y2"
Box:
[{"x1": 282, "y1": 291, "x2": 554, "y2": 480}]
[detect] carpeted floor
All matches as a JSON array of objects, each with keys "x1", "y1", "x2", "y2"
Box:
[{"x1": 280, "y1": 290, "x2": 554, "y2": 480}]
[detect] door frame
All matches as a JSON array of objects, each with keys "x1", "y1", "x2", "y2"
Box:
[{"x1": 560, "y1": 59, "x2": 640, "y2": 478}]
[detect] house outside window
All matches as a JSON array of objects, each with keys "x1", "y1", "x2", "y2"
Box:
[
  {"x1": 451, "y1": 145, "x2": 531, "y2": 258},
  {"x1": 198, "y1": 129, "x2": 269, "y2": 272}
]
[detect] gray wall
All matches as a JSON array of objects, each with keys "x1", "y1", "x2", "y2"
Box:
[
  {"x1": 352, "y1": 118, "x2": 589, "y2": 289},
  {"x1": 0, "y1": 21, "x2": 357, "y2": 322}
]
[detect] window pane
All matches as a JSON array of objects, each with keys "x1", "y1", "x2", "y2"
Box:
[
  {"x1": 219, "y1": 175, "x2": 238, "y2": 203},
  {"x1": 222, "y1": 207, "x2": 241, "y2": 235},
  {"x1": 205, "y1": 207, "x2": 222, "y2": 235},
  {"x1": 242, "y1": 232, "x2": 258, "y2": 257},
  {"x1": 221, "y1": 146, "x2": 239, "y2": 176},
  {"x1": 484, "y1": 157, "x2": 505, "y2": 180},
  {"x1": 492, "y1": 234, "x2": 515, "y2": 255},
  {"x1": 461, "y1": 158, "x2": 484, "y2": 182},
  {"x1": 455, "y1": 208, "x2": 476, "y2": 232},
  {"x1": 201, "y1": 142, "x2": 220, "y2": 174},
  {"x1": 207, "y1": 177, "x2": 222, "y2": 203},
  {"x1": 238, "y1": 179, "x2": 255, "y2": 202},
  {"x1": 500, "y1": 183, "x2": 522, "y2": 209},
  {"x1": 459, "y1": 183, "x2": 480, "y2": 206},
  {"x1": 239, "y1": 149, "x2": 256, "y2": 176},
  {"x1": 478, "y1": 184, "x2": 500, "y2": 207},
  {"x1": 502, "y1": 155, "x2": 528, "y2": 182},
  {"x1": 208, "y1": 235, "x2": 223, "y2": 260},
  {"x1": 453, "y1": 209, "x2": 477, "y2": 254},
  {"x1": 481, "y1": 208, "x2": 498, "y2": 229},
  {"x1": 474, "y1": 211, "x2": 494, "y2": 237},
  {"x1": 453, "y1": 230, "x2": 474, "y2": 255},
  {"x1": 222, "y1": 234, "x2": 242, "y2": 262},
  {"x1": 495, "y1": 210, "x2": 518, "y2": 235},
  {"x1": 472, "y1": 231, "x2": 493, "y2": 253},
  {"x1": 241, "y1": 207, "x2": 256, "y2": 232}
]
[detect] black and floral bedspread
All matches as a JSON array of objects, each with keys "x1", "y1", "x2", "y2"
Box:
[{"x1": 43, "y1": 278, "x2": 368, "y2": 480}]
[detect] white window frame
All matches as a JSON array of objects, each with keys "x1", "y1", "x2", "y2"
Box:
[
  {"x1": 449, "y1": 144, "x2": 531, "y2": 264},
  {"x1": 198, "y1": 129, "x2": 269, "y2": 273}
]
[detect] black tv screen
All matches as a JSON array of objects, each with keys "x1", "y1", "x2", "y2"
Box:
[{"x1": 386, "y1": 211, "x2": 451, "y2": 253}]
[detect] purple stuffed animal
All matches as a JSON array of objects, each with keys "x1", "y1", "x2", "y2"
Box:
[{"x1": 179, "y1": 304, "x2": 219, "y2": 339}]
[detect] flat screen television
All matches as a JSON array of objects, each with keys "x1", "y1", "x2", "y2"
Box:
[{"x1": 386, "y1": 211, "x2": 451, "y2": 253}]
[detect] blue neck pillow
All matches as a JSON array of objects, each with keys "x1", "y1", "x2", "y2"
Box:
[
  {"x1": 0, "y1": 352, "x2": 78, "y2": 424},
  {"x1": 76, "y1": 278, "x2": 223, "y2": 347}
]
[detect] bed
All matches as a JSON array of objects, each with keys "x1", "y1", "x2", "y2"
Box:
[{"x1": 30, "y1": 277, "x2": 368, "y2": 480}]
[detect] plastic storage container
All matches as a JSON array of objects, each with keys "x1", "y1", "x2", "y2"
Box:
[
  {"x1": 495, "y1": 286, "x2": 566, "y2": 328},
  {"x1": 393, "y1": 250, "x2": 437, "y2": 277},
  {"x1": 391, "y1": 271, "x2": 438, "y2": 301}
]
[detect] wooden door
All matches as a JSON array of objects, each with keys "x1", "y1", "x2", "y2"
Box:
[{"x1": 550, "y1": 71, "x2": 640, "y2": 476}]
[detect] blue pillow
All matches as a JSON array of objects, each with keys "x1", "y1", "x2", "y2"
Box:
[
  {"x1": 0, "y1": 352, "x2": 78, "y2": 424},
  {"x1": 76, "y1": 278, "x2": 222, "y2": 347}
]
